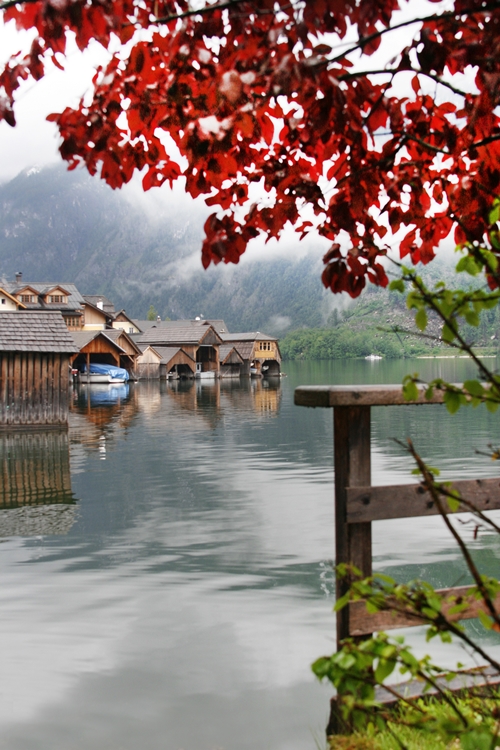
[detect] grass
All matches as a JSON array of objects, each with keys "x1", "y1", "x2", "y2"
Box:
[{"x1": 326, "y1": 692, "x2": 500, "y2": 750}]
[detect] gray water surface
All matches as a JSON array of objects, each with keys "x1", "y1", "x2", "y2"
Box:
[{"x1": 1, "y1": 359, "x2": 500, "y2": 750}]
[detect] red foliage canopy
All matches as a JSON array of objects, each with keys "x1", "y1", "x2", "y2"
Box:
[{"x1": 1, "y1": 0, "x2": 500, "y2": 295}]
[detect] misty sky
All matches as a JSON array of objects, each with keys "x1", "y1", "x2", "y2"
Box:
[{"x1": 0, "y1": 1, "x2": 452, "y2": 184}]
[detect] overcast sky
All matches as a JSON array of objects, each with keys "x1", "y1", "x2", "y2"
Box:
[{"x1": 0, "y1": 1, "x2": 455, "y2": 185}]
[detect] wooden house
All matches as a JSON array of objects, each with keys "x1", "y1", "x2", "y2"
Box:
[
  {"x1": 135, "y1": 344, "x2": 197, "y2": 380},
  {"x1": 82, "y1": 297, "x2": 114, "y2": 331},
  {"x1": 71, "y1": 329, "x2": 141, "y2": 378},
  {"x1": 136, "y1": 344, "x2": 162, "y2": 379},
  {"x1": 220, "y1": 332, "x2": 281, "y2": 376},
  {"x1": 0, "y1": 288, "x2": 27, "y2": 311},
  {"x1": 138, "y1": 323, "x2": 222, "y2": 378},
  {"x1": 0, "y1": 310, "x2": 77, "y2": 426},
  {"x1": 112, "y1": 310, "x2": 142, "y2": 334},
  {"x1": 156, "y1": 346, "x2": 197, "y2": 379},
  {"x1": 4, "y1": 274, "x2": 86, "y2": 331},
  {"x1": 82, "y1": 295, "x2": 115, "y2": 316},
  {"x1": 219, "y1": 344, "x2": 244, "y2": 378}
]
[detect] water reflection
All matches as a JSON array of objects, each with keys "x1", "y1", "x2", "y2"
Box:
[
  {"x1": 70, "y1": 383, "x2": 139, "y2": 458},
  {"x1": 1, "y1": 361, "x2": 499, "y2": 750},
  {"x1": 0, "y1": 430, "x2": 77, "y2": 536}
]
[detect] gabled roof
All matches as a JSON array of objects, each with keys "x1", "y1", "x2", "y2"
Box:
[
  {"x1": 82, "y1": 299, "x2": 112, "y2": 318},
  {"x1": 220, "y1": 331, "x2": 278, "y2": 342},
  {"x1": 133, "y1": 320, "x2": 159, "y2": 331},
  {"x1": 0, "y1": 288, "x2": 27, "y2": 308},
  {"x1": 232, "y1": 341, "x2": 254, "y2": 360},
  {"x1": 72, "y1": 330, "x2": 126, "y2": 354},
  {"x1": 82, "y1": 295, "x2": 115, "y2": 313},
  {"x1": 154, "y1": 346, "x2": 195, "y2": 364},
  {"x1": 102, "y1": 328, "x2": 142, "y2": 355},
  {"x1": 0, "y1": 311, "x2": 77, "y2": 353},
  {"x1": 4, "y1": 282, "x2": 85, "y2": 311},
  {"x1": 113, "y1": 310, "x2": 141, "y2": 329},
  {"x1": 43, "y1": 285, "x2": 72, "y2": 296},
  {"x1": 139, "y1": 323, "x2": 222, "y2": 347},
  {"x1": 219, "y1": 344, "x2": 244, "y2": 365}
]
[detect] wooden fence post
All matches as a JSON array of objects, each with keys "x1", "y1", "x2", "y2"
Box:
[{"x1": 329, "y1": 405, "x2": 372, "y2": 734}]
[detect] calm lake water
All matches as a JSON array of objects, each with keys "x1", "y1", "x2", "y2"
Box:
[{"x1": 1, "y1": 358, "x2": 500, "y2": 750}]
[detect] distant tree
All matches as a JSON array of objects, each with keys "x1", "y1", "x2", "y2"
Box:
[
  {"x1": 1, "y1": 1, "x2": 500, "y2": 297},
  {"x1": 146, "y1": 304, "x2": 157, "y2": 321}
]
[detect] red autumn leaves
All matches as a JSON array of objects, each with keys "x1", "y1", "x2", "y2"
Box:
[{"x1": 2, "y1": 0, "x2": 500, "y2": 296}]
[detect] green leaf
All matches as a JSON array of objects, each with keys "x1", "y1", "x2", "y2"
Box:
[
  {"x1": 446, "y1": 494, "x2": 461, "y2": 512},
  {"x1": 389, "y1": 278, "x2": 405, "y2": 293},
  {"x1": 374, "y1": 657, "x2": 396, "y2": 684},
  {"x1": 444, "y1": 390, "x2": 461, "y2": 414},
  {"x1": 464, "y1": 310, "x2": 480, "y2": 326},
  {"x1": 334, "y1": 592, "x2": 351, "y2": 612},
  {"x1": 442, "y1": 323, "x2": 456, "y2": 343},
  {"x1": 403, "y1": 381, "x2": 419, "y2": 401},
  {"x1": 489, "y1": 199, "x2": 500, "y2": 224},
  {"x1": 463, "y1": 380, "x2": 484, "y2": 398},
  {"x1": 456, "y1": 255, "x2": 481, "y2": 276},
  {"x1": 478, "y1": 609, "x2": 494, "y2": 630},
  {"x1": 415, "y1": 308, "x2": 428, "y2": 331}
]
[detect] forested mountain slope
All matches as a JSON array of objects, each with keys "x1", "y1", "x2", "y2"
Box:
[{"x1": 0, "y1": 166, "x2": 330, "y2": 334}]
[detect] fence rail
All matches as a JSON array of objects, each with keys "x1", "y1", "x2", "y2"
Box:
[{"x1": 294, "y1": 383, "x2": 500, "y2": 733}]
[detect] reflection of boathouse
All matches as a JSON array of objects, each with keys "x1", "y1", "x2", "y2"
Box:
[{"x1": 0, "y1": 430, "x2": 76, "y2": 536}]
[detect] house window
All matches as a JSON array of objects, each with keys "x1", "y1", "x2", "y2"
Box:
[
  {"x1": 20, "y1": 294, "x2": 33, "y2": 303},
  {"x1": 50, "y1": 295, "x2": 66, "y2": 304},
  {"x1": 129, "y1": 327, "x2": 134, "y2": 333},
  {"x1": 66, "y1": 316, "x2": 81, "y2": 329},
  {"x1": 1, "y1": 299, "x2": 5, "y2": 305}
]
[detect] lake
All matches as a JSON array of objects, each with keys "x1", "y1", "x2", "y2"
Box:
[{"x1": 1, "y1": 358, "x2": 500, "y2": 750}]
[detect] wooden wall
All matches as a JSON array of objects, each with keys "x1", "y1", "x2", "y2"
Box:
[{"x1": 0, "y1": 352, "x2": 71, "y2": 426}]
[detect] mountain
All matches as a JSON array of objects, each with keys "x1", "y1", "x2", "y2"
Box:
[{"x1": 0, "y1": 165, "x2": 332, "y2": 334}]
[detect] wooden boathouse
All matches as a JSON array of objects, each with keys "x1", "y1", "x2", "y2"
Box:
[
  {"x1": 0, "y1": 311, "x2": 76, "y2": 427},
  {"x1": 220, "y1": 332, "x2": 281, "y2": 376},
  {"x1": 70, "y1": 329, "x2": 141, "y2": 378},
  {"x1": 138, "y1": 323, "x2": 222, "y2": 378}
]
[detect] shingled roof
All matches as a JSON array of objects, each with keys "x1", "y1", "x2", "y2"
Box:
[
  {"x1": 139, "y1": 323, "x2": 222, "y2": 346},
  {"x1": 3, "y1": 282, "x2": 85, "y2": 311},
  {"x1": 0, "y1": 311, "x2": 77, "y2": 353},
  {"x1": 220, "y1": 331, "x2": 277, "y2": 342},
  {"x1": 219, "y1": 344, "x2": 244, "y2": 364},
  {"x1": 153, "y1": 346, "x2": 195, "y2": 364}
]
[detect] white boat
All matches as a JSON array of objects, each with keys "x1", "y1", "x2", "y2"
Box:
[
  {"x1": 78, "y1": 363, "x2": 129, "y2": 384},
  {"x1": 365, "y1": 354, "x2": 382, "y2": 360}
]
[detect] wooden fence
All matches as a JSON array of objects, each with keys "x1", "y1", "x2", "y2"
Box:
[{"x1": 295, "y1": 384, "x2": 500, "y2": 731}]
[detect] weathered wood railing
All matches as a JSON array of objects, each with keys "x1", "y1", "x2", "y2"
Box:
[{"x1": 294, "y1": 384, "x2": 500, "y2": 731}]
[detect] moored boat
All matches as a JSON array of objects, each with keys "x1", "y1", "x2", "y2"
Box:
[{"x1": 78, "y1": 363, "x2": 130, "y2": 384}]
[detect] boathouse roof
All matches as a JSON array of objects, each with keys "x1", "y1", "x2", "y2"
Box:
[
  {"x1": 139, "y1": 323, "x2": 223, "y2": 347},
  {"x1": 219, "y1": 345, "x2": 244, "y2": 365},
  {"x1": 153, "y1": 346, "x2": 195, "y2": 364},
  {"x1": 220, "y1": 331, "x2": 278, "y2": 342},
  {"x1": 0, "y1": 311, "x2": 77, "y2": 353}
]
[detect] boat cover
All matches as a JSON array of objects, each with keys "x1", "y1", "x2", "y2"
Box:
[{"x1": 81, "y1": 363, "x2": 130, "y2": 381}]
